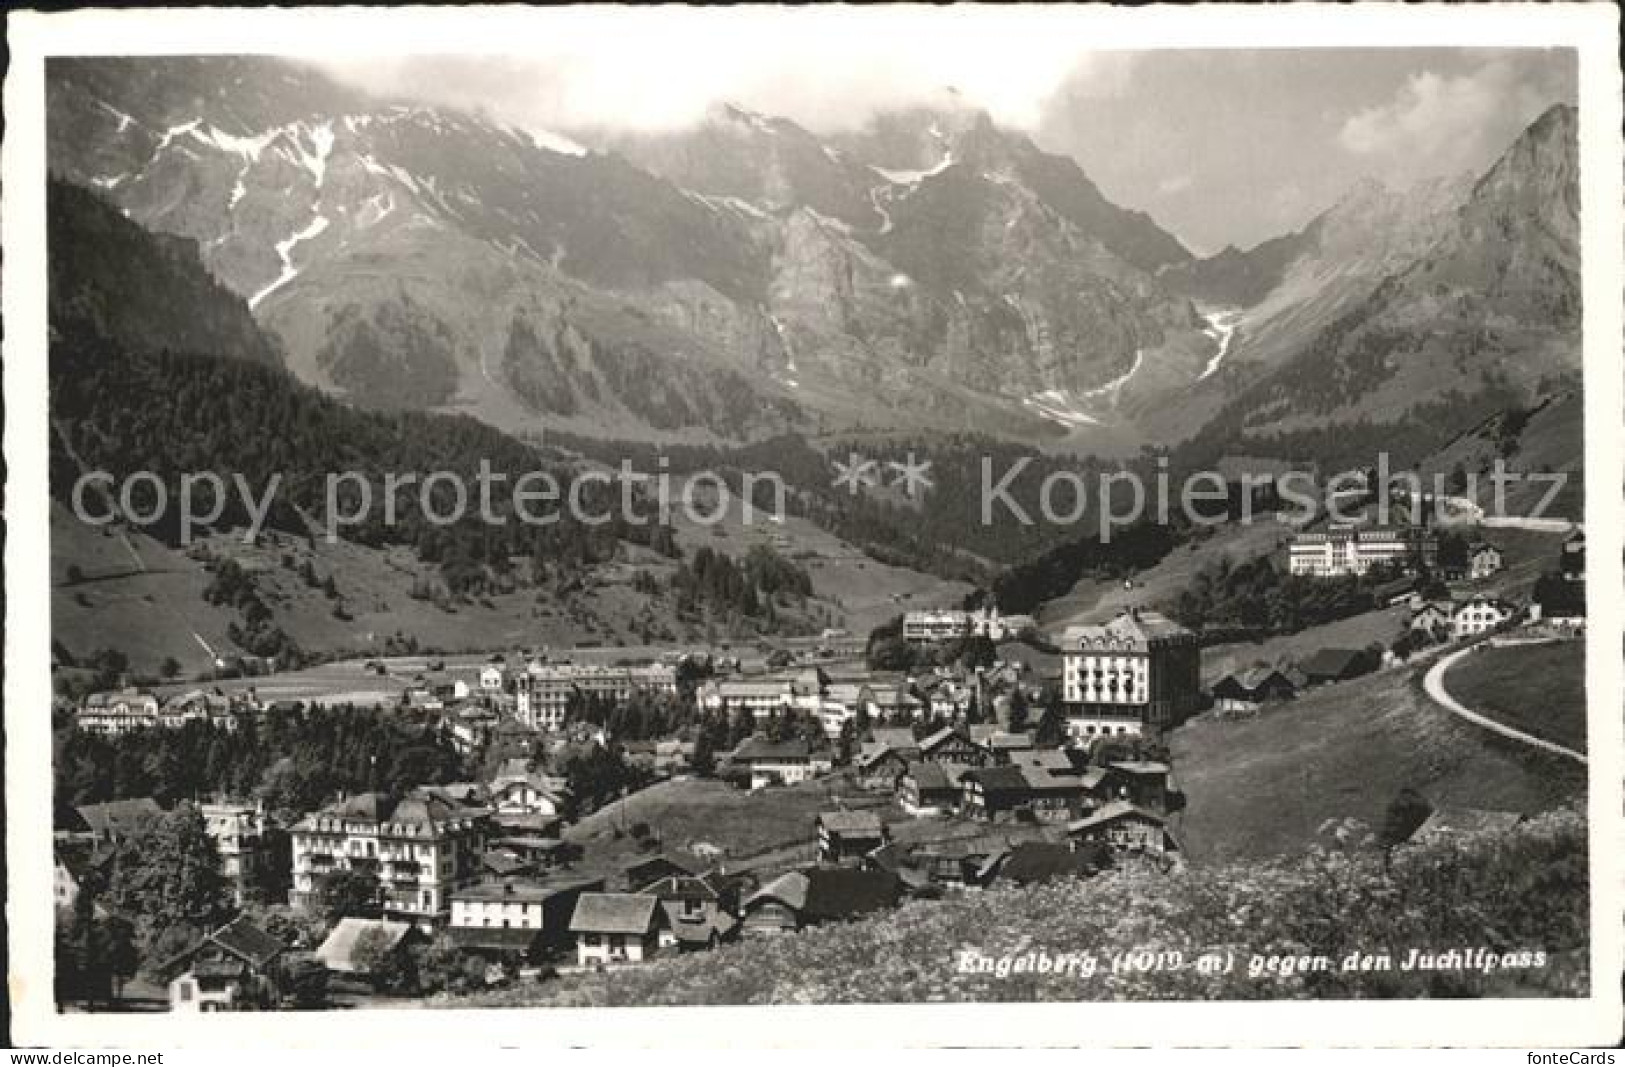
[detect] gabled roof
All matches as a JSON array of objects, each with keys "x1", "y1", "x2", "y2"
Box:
[
  {"x1": 315, "y1": 918, "x2": 413, "y2": 973},
  {"x1": 623, "y1": 853, "x2": 700, "y2": 888},
  {"x1": 903, "y1": 761, "x2": 959, "y2": 792},
  {"x1": 744, "y1": 867, "x2": 901, "y2": 921},
  {"x1": 1067, "y1": 800, "x2": 1165, "y2": 834},
  {"x1": 569, "y1": 893, "x2": 662, "y2": 935},
  {"x1": 965, "y1": 765, "x2": 1030, "y2": 795},
  {"x1": 729, "y1": 737, "x2": 816, "y2": 762},
  {"x1": 869, "y1": 728, "x2": 920, "y2": 751},
  {"x1": 1063, "y1": 610, "x2": 1192, "y2": 650},
  {"x1": 1216, "y1": 666, "x2": 1295, "y2": 696},
  {"x1": 1414, "y1": 807, "x2": 1524, "y2": 840},
  {"x1": 661, "y1": 902, "x2": 738, "y2": 945},
  {"x1": 995, "y1": 841, "x2": 1099, "y2": 886},
  {"x1": 817, "y1": 810, "x2": 885, "y2": 836},
  {"x1": 208, "y1": 915, "x2": 286, "y2": 969},
  {"x1": 76, "y1": 798, "x2": 163, "y2": 837},
  {"x1": 454, "y1": 875, "x2": 600, "y2": 904},
  {"x1": 919, "y1": 726, "x2": 980, "y2": 754}
]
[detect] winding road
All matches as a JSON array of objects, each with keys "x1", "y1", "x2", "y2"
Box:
[{"x1": 1421, "y1": 644, "x2": 1587, "y2": 764}]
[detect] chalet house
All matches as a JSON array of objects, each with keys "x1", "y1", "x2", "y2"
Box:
[
  {"x1": 975, "y1": 728, "x2": 1037, "y2": 764},
  {"x1": 447, "y1": 875, "x2": 603, "y2": 961},
  {"x1": 863, "y1": 681, "x2": 924, "y2": 722},
  {"x1": 960, "y1": 765, "x2": 1034, "y2": 822},
  {"x1": 315, "y1": 917, "x2": 415, "y2": 977},
  {"x1": 1298, "y1": 648, "x2": 1375, "y2": 687},
  {"x1": 918, "y1": 726, "x2": 991, "y2": 767},
  {"x1": 859, "y1": 844, "x2": 937, "y2": 896},
  {"x1": 726, "y1": 737, "x2": 833, "y2": 790},
  {"x1": 642, "y1": 873, "x2": 742, "y2": 953},
  {"x1": 868, "y1": 727, "x2": 922, "y2": 759},
  {"x1": 74, "y1": 797, "x2": 164, "y2": 842},
  {"x1": 619, "y1": 853, "x2": 700, "y2": 893},
  {"x1": 1452, "y1": 595, "x2": 1517, "y2": 638},
  {"x1": 1067, "y1": 801, "x2": 1176, "y2": 857},
  {"x1": 816, "y1": 810, "x2": 889, "y2": 863},
  {"x1": 166, "y1": 915, "x2": 286, "y2": 1013},
  {"x1": 1408, "y1": 601, "x2": 1454, "y2": 638},
  {"x1": 487, "y1": 766, "x2": 572, "y2": 821},
  {"x1": 160, "y1": 689, "x2": 255, "y2": 731},
  {"x1": 1103, "y1": 761, "x2": 1171, "y2": 814},
  {"x1": 1017, "y1": 769, "x2": 1086, "y2": 824},
  {"x1": 1210, "y1": 667, "x2": 1297, "y2": 712},
  {"x1": 853, "y1": 744, "x2": 912, "y2": 792},
  {"x1": 569, "y1": 893, "x2": 666, "y2": 967},
  {"x1": 479, "y1": 665, "x2": 506, "y2": 692},
  {"x1": 1468, "y1": 542, "x2": 1504, "y2": 580},
  {"x1": 741, "y1": 868, "x2": 902, "y2": 937},
  {"x1": 898, "y1": 761, "x2": 970, "y2": 816},
  {"x1": 989, "y1": 840, "x2": 1108, "y2": 888},
  {"x1": 1534, "y1": 571, "x2": 1586, "y2": 628}
]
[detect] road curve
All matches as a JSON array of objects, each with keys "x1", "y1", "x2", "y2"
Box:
[{"x1": 1421, "y1": 645, "x2": 1587, "y2": 764}]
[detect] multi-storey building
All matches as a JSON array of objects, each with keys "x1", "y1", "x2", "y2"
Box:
[
  {"x1": 201, "y1": 800, "x2": 268, "y2": 906},
  {"x1": 1451, "y1": 595, "x2": 1517, "y2": 638},
  {"x1": 902, "y1": 606, "x2": 1036, "y2": 643},
  {"x1": 1287, "y1": 525, "x2": 1437, "y2": 578},
  {"x1": 290, "y1": 790, "x2": 488, "y2": 928},
  {"x1": 514, "y1": 663, "x2": 678, "y2": 732},
  {"x1": 1061, "y1": 610, "x2": 1200, "y2": 738},
  {"x1": 76, "y1": 688, "x2": 161, "y2": 735}
]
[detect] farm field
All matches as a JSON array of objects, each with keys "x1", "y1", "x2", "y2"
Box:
[
  {"x1": 565, "y1": 775, "x2": 895, "y2": 872},
  {"x1": 1441, "y1": 639, "x2": 1586, "y2": 753},
  {"x1": 1037, "y1": 517, "x2": 1294, "y2": 636},
  {"x1": 1199, "y1": 605, "x2": 1410, "y2": 683},
  {"x1": 1170, "y1": 663, "x2": 1585, "y2": 865}
]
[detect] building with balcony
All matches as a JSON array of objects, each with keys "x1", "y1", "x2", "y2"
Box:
[
  {"x1": 289, "y1": 790, "x2": 488, "y2": 929},
  {"x1": 1060, "y1": 609, "x2": 1200, "y2": 738},
  {"x1": 1287, "y1": 525, "x2": 1437, "y2": 578},
  {"x1": 514, "y1": 663, "x2": 678, "y2": 732}
]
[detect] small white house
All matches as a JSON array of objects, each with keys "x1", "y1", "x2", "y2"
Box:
[{"x1": 1452, "y1": 595, "x2": 1517, "y2": 639}]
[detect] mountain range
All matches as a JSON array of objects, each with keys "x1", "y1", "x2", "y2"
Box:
[{"x1": 47, "y1": 56, "x2": 1580, "y2": 460}]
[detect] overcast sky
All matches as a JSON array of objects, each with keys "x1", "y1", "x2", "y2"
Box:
[{"x1": 319, "y1": 20, "x2": 1576, "y2": 254}]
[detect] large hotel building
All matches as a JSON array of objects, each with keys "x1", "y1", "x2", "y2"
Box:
[
  {"x1": 1287, "y1": 526, "x2": 1437, "y2": 578},
  {"x1": 514, "y1": 663, "x2": 679, "y2": 732},
  {"x1": 1060, "y1": 610, "x2": 1201, "y2": 739}
]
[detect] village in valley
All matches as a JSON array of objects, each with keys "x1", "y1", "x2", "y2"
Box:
[
  {"x1": 53, "y1": 477, "x2": 1588, "y2": 1011},
  {"x1": 36, "y1": 42, "x2": 1595, "y2": 1014}
]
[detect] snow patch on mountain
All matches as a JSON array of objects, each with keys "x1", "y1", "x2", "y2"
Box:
[
  {"x1": 874, "y1": 152, "x2": 953, "y2": 185},
  {"x1": 1022, "y1": 389, "x2": 1099, "y2": 427},
  {"x1": 1196, "y1": 309, "x2": 1244, "y2": 381},
  {"x1": 249, "y1": 214, "x2": 330, "y2": 309}
]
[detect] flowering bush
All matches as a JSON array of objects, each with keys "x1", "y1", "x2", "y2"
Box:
[{"x1": 448, "y1": 808, "x2": 1587, "y2": 1006}]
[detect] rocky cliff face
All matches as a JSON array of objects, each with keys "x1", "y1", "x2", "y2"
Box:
[
  {"x1": 1186, "y1": 104, "x2": 1580, "y2": 449},
  {"x1": 49, "y1": 58, "x2": 1213, "y2": 442},
  {"x1": 46, "y1": 58, "x2": 1576, "y2": 454}
]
